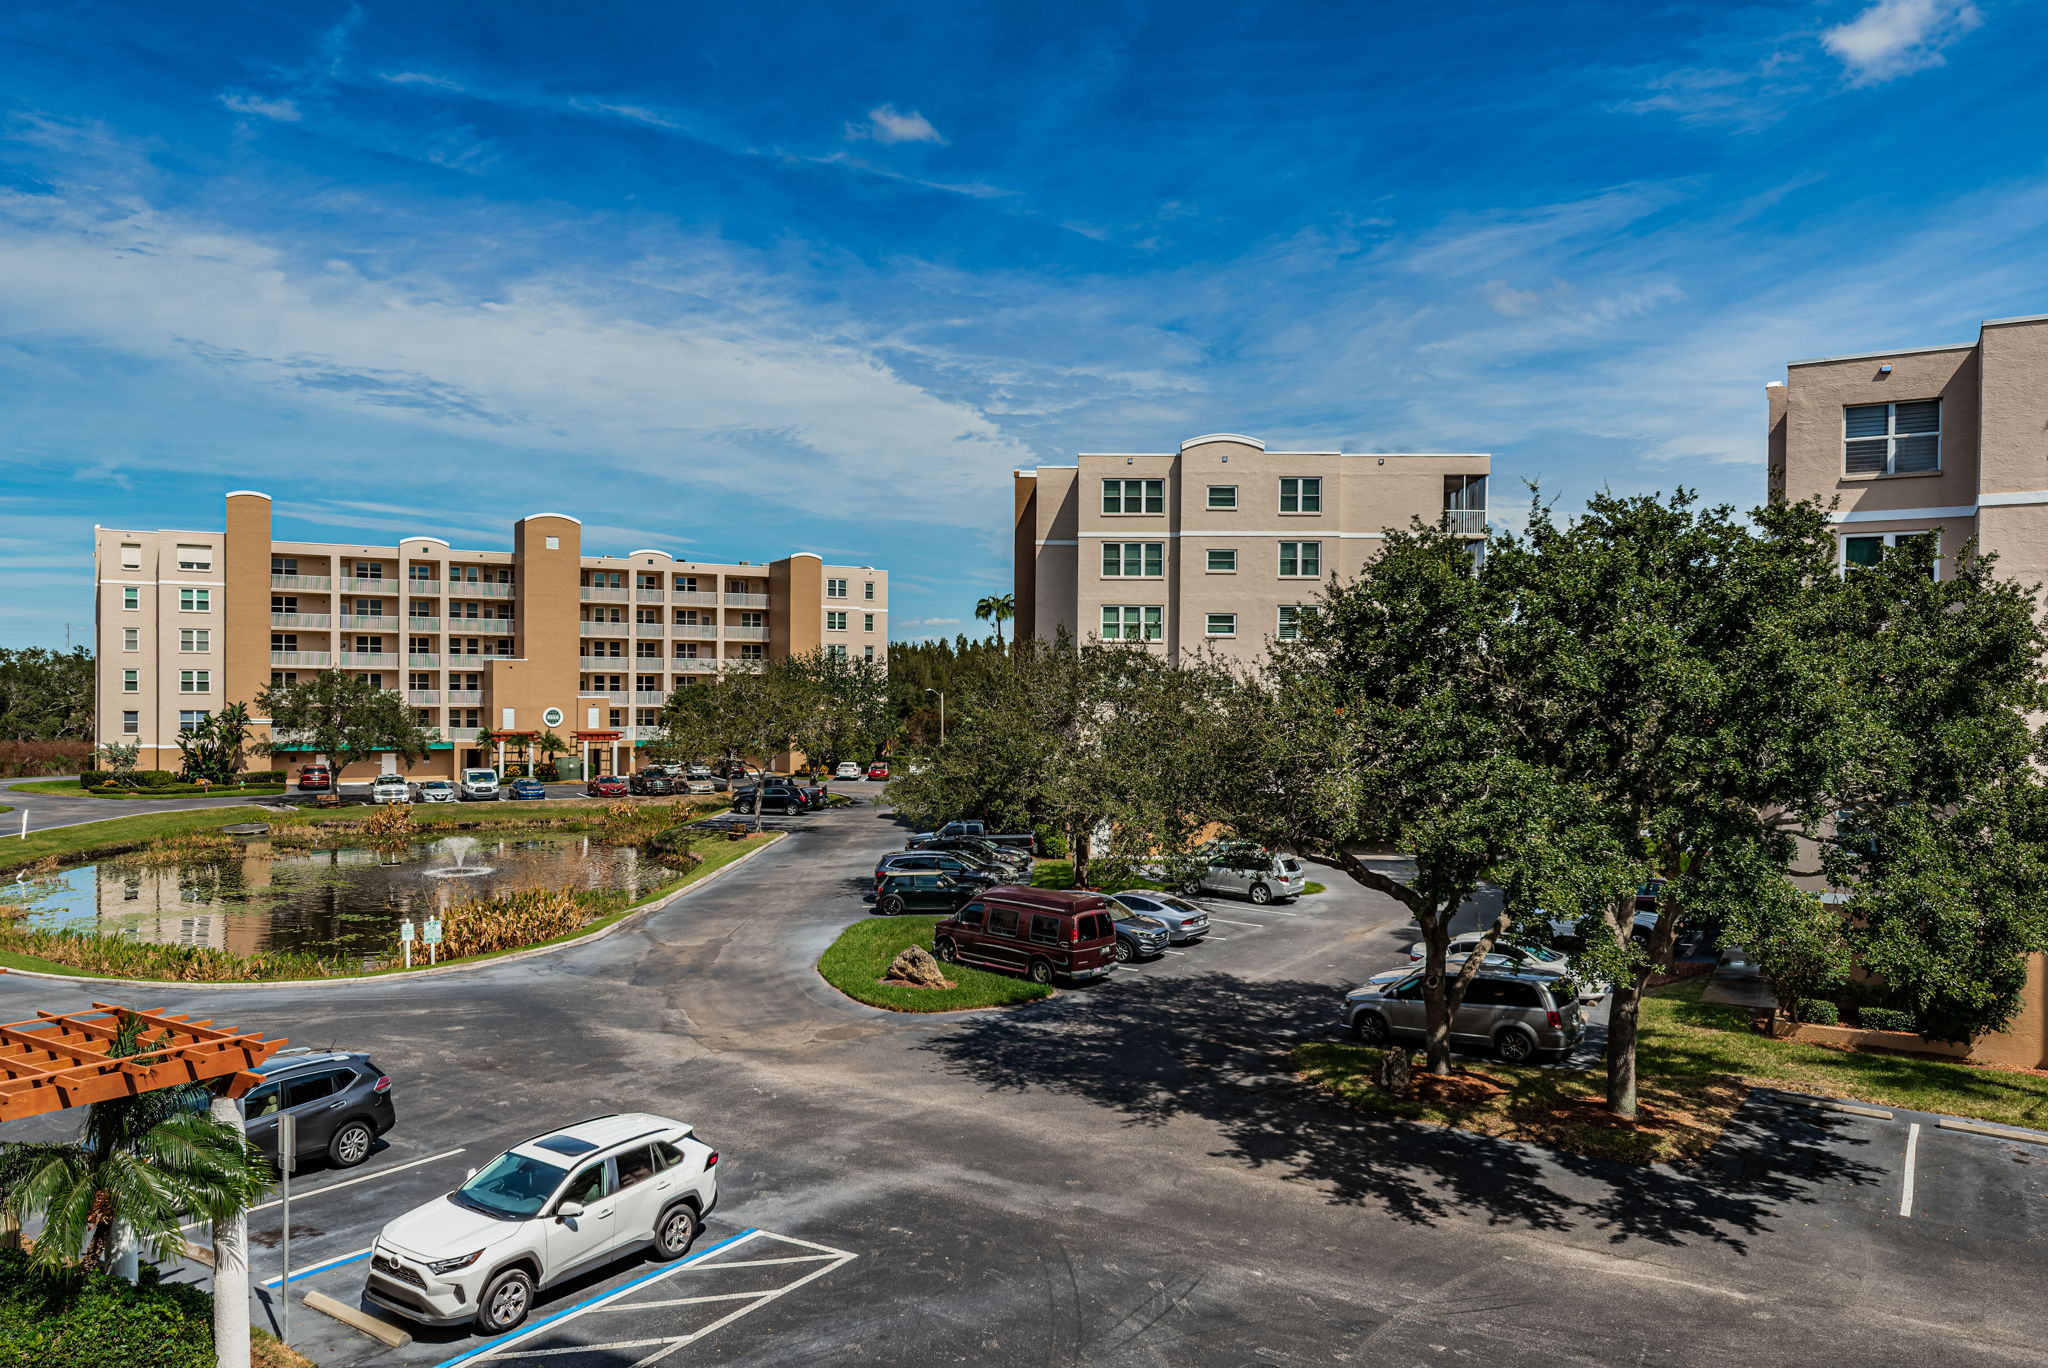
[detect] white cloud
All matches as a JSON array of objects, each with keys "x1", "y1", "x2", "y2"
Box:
[
  {"x1": 892, "y1": 617, "x2": 964, "y2": 640},
  {"x1": 845, "y1": 104, "x2": 946, "y2": 145},
  {"x1": 1822, "y1": 0, "x2": 1982, "y2": 83},
  {"x1": 218, "y1": 92, "x2": 302, "y2": 122}
]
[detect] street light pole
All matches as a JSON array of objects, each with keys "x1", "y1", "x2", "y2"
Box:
[{"x1": 925, "y1": 688, "x2": 945, "y2": 745}]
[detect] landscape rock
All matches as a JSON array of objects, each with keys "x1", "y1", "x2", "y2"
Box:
[{"x1": 885, "y1": 944, "x2": 951, "y2": 989}]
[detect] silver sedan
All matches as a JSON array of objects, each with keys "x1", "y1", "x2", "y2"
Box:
[{"x1": 1107, "y1": 891, "x2": 1210, "y2": 943}]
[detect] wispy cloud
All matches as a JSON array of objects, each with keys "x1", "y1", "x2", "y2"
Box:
[
  {"x1": 844, "y1": 104, "x2": 946, "y2": 145},
  {"x1": 218, "y1": 92, "x2": 302, "y2": 122},
  {"x1": 1823, "y1": 0, "x2": 1983, "y2": 83}
]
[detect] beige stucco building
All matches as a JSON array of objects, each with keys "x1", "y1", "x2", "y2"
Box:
[
  {"x1": 95, "y1": 492, "x2": 888, "y2": 779},
  {"x1": 1013, "y1": 434, "x2": 1490, "y2": 662},
  {"x1": 1769, "y1": 311, "x2": 2048, "y2": 1069}
]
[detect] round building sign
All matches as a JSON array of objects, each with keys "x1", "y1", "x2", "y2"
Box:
[{"x1": 542, "y1": 707, "x2": 564, "y2": 728}]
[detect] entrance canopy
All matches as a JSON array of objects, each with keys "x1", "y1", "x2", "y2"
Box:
[{"x1": 0, "y1": 1002, "x2": 284, "y2": 1123}]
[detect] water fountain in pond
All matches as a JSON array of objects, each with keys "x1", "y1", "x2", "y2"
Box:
[{"x1": 420, "y1": 835, "x2": 496, "y2": 879}]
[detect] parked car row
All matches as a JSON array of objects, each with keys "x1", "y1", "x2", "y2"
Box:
[{"x1": 830, "y1": 760, "x2": 891, "y2": 781}]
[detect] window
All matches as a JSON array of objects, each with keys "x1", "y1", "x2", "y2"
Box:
[
  {"x1": 988, "y1": 906, "x2": 1020, "y2": 937},
  {"x1": 1101, "y1": 542, "x2": 1164, "y2": 577},
  {"x1": 272, "y1": 596, "x2": 298, "y2": 614},
  {"x1": 178, "y1": 671, "x2": 210, "y2": 693},
  {"x1": 827, "y1": 611, "x2": 848, "y2": 631},
  {"x1": 178, "y1": 710, "x2": 209, "y2": 732},
  {"x1": 636, "y1": 708, "x2": 658, "y2": 726},
  {"x1": 739, "y1": 612, "x2": 764, "y2": 628},
  {"x1": 176, "y1": 545, "x2": 212, "y2": 571},
  {"x1": 957, "y1": 902, "x2": 986, "y2": 929},
  {"x1": 121, "y1": 586, "x2": 139, "y2": 611},
  {"x1": 271, "y1": 556, "x2": 298, "y2": 575},
  {"x1": 408, "y1": 564, "x2": 434, "y2": 583},
  {"x1": 1102, "y1": 478, "x2": 1165, "y2": 514},
  {"x1": 740, "y1": 644, "x2": 765, "y2": 660},
  {"x1": 179, "y1": 588, "x2": 210, "y2": 612},
  {"x1": 354, "y1": 636, "x2": 385, "y2": 654},
  {"x1": 1029, "y1": 915, "x2": 1062, "y2": 945},
  {"x1": 1205, "y1": 613, "x2": 1237, "y2": 637},
  {"x1": 1845, "y1": 401, "x2": 1941, "y2": 475},
  {"x1": 119, "y1": 544, "x2": 142, "y2": 570},
  {"x1": 673, "y1": 574, "x2": 698, "y2": 592},
  {"x1": 673, "y1": 643, "x2": 699, "y2": 658},
  {"x1": 635, "y1": 642, "x2": 661, "y2": 659},
  {"x1": 1100, "y1": 605, "x2": 1163, "y2": 642},
  {"x1": 865, "y1": 645, "x2": 875, "y2": 661},
  {"x1": 352, "y1": 561, "x2": 385, "y2": 580},
  {"x1": 635, "y1": 608, "x2": 660, "y2": 624},
  {"x1": 1277, "y1": 605, "x2": 1307, "y2": 641},
  {"x1": 1843, "y1": 531, "x2": 1940, "y2": 578},
  {"x1": 559, "y1": 1163, "x2": 612, "y2": 1212},
  {"x1": 827, "y1": 644, "x2": 849, "y2": 661},
  {"x1": 121, "y1": 669, "x2": 138, "y2": 693},
  {"x1": 122, "y1": 628, "x2": 139, "y2": 652},
  {"x1": 408, "y1": 637, "x2": 433, "y2": 655},
  {"x1": 1279, "y1": 477, "x2": 1322, "y2": 513},
  {"x1": 272, "y1": 633, "x2": 298, "y2": 652},
  {"x1": 864, "y1": 581, "x2": 875, "y2": 600},
  {"x1": 608, "y1": 708, "x2": 623, "y2": 727},
  {"x1": 121, "y1": 711, "x2": 139, "y2": 735},
  {"x1": 615, "y1": 1144, "x2": 659, "y2": 1190},
  {"x1": 272, "y1": 671, "x2": 298, "y2": 686},
  {"x1": 1444, "y1": 474, "x2": 1488, "y2": 534},
  {"x1": 1207, "y1": 485, "x2": 1238, "y2": 510},
  {"x1": 178, "y1": 629, "x2": 210, "y2": 653},
  {"x1": 863, "y1": 614, "x2": 875, "y2": 632},
  {"x1": 1278, "y1": 541, "x2": 1321, "y2": 577},
  {"x1": 827, "y1": 578, "x2": 848, "y2": 598},
  {"x1": 1206, "y1": 548, "x2": 1236, "y2": 573}
]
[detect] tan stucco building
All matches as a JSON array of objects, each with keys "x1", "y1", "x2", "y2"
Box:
[
  {"x1": 1014, "y1": 434, "x2": 1490, "y2": 663},
  {"x1": 1769, "y1": 311, "x2": 2048, "y2": 1069},
  {"x1": 95, "y1": 492, "x2": 888, "y2": 779}
]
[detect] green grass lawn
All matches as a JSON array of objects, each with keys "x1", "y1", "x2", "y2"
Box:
[
  {"x1": 817, "y1": 914, "x2": 1053, "y2": 1012},
  {"x1": 0, "y1": 805, "x2": 280, "y2": 874},
  {"x1": 8, "y1": 779, "x2": 289, "y2": 799},
  {"x1": 1296, "y1": 973, "x2": 2048, "y2": 1165}
]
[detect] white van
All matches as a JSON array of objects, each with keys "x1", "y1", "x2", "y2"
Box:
[
  {"x1": 370, "y1": 774, "x2": 414, "y2": 805},
  {"x1": 459, "y1": 768, "x2": 501, "y2": 801}
]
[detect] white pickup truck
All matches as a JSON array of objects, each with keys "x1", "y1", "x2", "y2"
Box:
[{"x1": 370, "y1": 774, "x2": 414, "y2": 805}]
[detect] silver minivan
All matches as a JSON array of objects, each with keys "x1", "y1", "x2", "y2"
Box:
[
  {"x1": 1184, "y1": 844, "x2": 1307, "y2": 905},
  {"x1": 1343, "y1": 969, "x2": 1585, "y2": 1063}
]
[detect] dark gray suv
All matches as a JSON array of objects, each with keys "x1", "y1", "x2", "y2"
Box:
[{"x1": 242, "y1": 1050, "x2": 396, "y2": 1171}]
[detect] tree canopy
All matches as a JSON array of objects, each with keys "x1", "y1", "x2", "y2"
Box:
[{"x1": 255, "y1": 671, "x2": 437, "y2": 774}]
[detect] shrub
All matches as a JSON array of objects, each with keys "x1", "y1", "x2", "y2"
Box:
[
  {"x1": 135, "y1": 770, "x2": 177, "y2": 789},
  {"x1": 0, "y1": 925, "x2": 339, "y2": 981},
  {"x1": 1795, "y1": 999, "x2": 1841, "y2": 1026},
  {"x1": 0, "y1": 739, "x2": 93, "y2": 779},
  {"x1": 75, "y1": 766, "x2": 100, "y2": 788},
  {"x1": 535, "y1": 764, "x2": 561, "y2": 782},
  {"x1": 1859, "y1": 1007, "x2": 1919, "y2": 1034},
  {"x1": 238, "y1": 770, "x2": 287, "y2": 785},
  {"x1": 362, "y1": 803, "x2": 418, "y2": 837},
  {"x1": 426, "y1": 888, "x2": 601, "y2": 959},
  {"x1": 0, "y1": 1249, "x2": 215, "y2": 1368},
  {"x1": 1034, "y1": 826, "x2": 1070, "y2": 859}
]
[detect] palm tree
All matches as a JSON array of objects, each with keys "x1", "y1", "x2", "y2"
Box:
[
  {"x1": 974, "y1": 592, "x2": 1016, "y2": 646},
  {"x1": 533, "y1": 729, "x2": 571, "y2": 780},
  {"x1": 0, "y1": 1016, "x2": 272, "y2": 1277}
]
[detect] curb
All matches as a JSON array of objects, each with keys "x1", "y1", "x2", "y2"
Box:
[
  {"x1": 0, "y1": 830, "x2": 788, "y2": 992},
  {"x1": 1770, "y1": 1092, "x2": 1895, "y2": 1121},
  {"x1": 1937, "y1": 1116, "x2": 2048, "y2": 1147}
]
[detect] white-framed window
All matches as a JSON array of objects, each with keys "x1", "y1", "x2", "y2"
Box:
[
  {"x1": 176, "y1": 545, "x2": 212, "y2": 571},
  {"x1": 178, "y1": 628, "x2": 211, "y2": 653},
  {"x1": 1206, "y1": 548, "x2": 1237, "y2": 573},
  {"x1": 1101, "y1": 542, "x2": 1164, "y2": 577},
  {"x1": 119, "y1": 544, "x2": 142, "y2": 570},
  {"x1": 827, "y1": 578, "x2": 849, "y2": 598},
  {"x1": 271, "y1": 671, "x2": 297, "y2": 686},
  {"x1": 178, "y1": 588, "x2": 210, "y2": 612},
  {"x1": 827, "y1": 611, "x2": 848, "y2": 631},
  {"x1": 352, "y1": 561, "x2": 386, "y2": 580},
  {"x1": 864, "y1": 645, "x2": 875, "y2": 661},
  {"x1": 121, "y1": 586, "x2": 139, "y2": 611},
  {"x1": 121, "y1": 711, "x2": 139, "y2": 735},
  {"x1": 1100, "y1": 605, "x2": 1163, "y2": 642},
  {"x1": 273, "y1": 632, "x2": 298, "y2": 652},
  {"x1": 635, "y1": 607, "x2": 660, "y2": 624},
  {"x1": 864, "y1": 614, "x2": 875, "y2": 632},
  {"x1": 739, "y1": 644, "x2": 765, "y2": 660},
  {"x1": 1102, "y1": 478, "x2": 1165, "y2": 514},
  {"x1": 673, "y1": 574, "x2": 698, "y2": 591},
  {"x1": 1280, "y1": 477, "x2": 1322, "y2": 513},
  {"x1": 354, "y1": 636, "x2": 385, "y2": 653},
  {"x1": 178, "y1": 709, "x2": 209, "y2": 732},
  {"x1": 1205, "y1": 613, "x2": 1237, "y2": 637},
  {"x1": 1277, "y1": 605, "x2": 1308, "y2": 641},
  {"x1": 1844, "y1": 400, "x2": 1940, "y2": 475},
  {"x1": 178, "y1": 670, "x2": 211, "y2": 693},
  {"x1": 1278, "y1": 541, "x2": 1322, "y2": 578},
  {"x1": 864, "y1": 581, "x2": 875, "y2": 600},
  {"x1": 1207, "y1": 485, "x2": 1237, "y2": 510},
  {"x1": 826, "y1": 643, "x2": 849, "y2": 661},
  {"x1": 1444, "y1": 474, "x2": 1488, "y2": 534},
  {"x1": 122, "y1": 628, "x2": 140, "y2": 652},
  {"x1": 408, "y1": 563, "x2": 435, "y2": 583},
  {"x1": 1842, "y1": 530, "x2": 1940, "y2": 578},
  {"x1": 739, "y1": 612, "x2": 764, "y2": 628},
  {"x1": 673, "y1": 642, "x2": 699, "y2": 658},
  {"x1": 121, "y1": 669, "x2": 139, "y2": 693}
]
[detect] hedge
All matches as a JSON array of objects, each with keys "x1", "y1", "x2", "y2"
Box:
[
  {"x1": 0, "y1": 1250, "x2": 215, "y2": 1368},
  {"x1": 1795, "y1": 999, "x2": 1841, "y2": 1026},
  {"x1": 1858, "y1": 1007, "x2": 1919, "y2": 1034}
]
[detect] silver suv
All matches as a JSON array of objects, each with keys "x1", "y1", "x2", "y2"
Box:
[
  {"x1": 1182, "y1": 842, "x2": 1307, "y2": 904},
  {"x1": 1343, "y1": 969, "x2": 1585, "y2": 1063}
]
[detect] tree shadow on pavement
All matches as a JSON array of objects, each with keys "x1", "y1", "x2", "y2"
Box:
[{"x1": 922, "y1": 970, "x2": 1887, "y2": 1254}]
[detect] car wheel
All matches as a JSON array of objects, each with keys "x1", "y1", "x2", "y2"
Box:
[
  {"x1": 653, "y1": 1201, "x2": 701, "y2": 1260},
  {"x1": 783, "y1": 801, "x2": 801, "y2": 815},
  {"x1": 1495, "y1": 1028, "x2": 1537, "y2": 1064},
  {"x1": 474, "y1": 1268, "x2": 534, "y2": 1333},
  {"x1": 1027, "y1": 958, "x2": 1055, "y2": 985},
  {"x1": 1180, "y1": 879, "x2": 1202, "y2": 897},
  {"x1": 1113, "y1": 938, "x2": 1134, "y2": 964},
  {"x1": 934, "y1": 939, "x2": 959, "y2": 963},
  {"x1": 879, "y1": 895, "x2": 906, "y2": 916},
  {"x1": 1352, "y1": 1012, "x2": 1391, "y2": 1044},
  {"x1": 327, "y1": 1119, "x2": 375, "y2": 1168},
  {"x1": 1249, "y1": 882, "x2": 1272, "y2": 905},
  {"x1": 735, "y1": 802, "x2": 753, "y2": 814}
]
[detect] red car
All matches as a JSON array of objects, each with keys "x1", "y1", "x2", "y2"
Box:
[
  {"x1": 585, "y1": 774, "x2": 628, "y2": 797},
  {"x1": 866, "y1": 761, "x2": 890, "y2": 781},
  {"x1": 296, "y1": 765, "x2": 332, "y2": 792}
]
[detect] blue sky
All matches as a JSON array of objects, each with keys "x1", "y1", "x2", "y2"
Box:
[{"x1": 3, "y1": 0, "x2": 2044, "y2": 647}]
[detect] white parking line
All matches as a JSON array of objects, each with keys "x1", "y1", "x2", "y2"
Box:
[
  {"x1": 1900, "y1": 1122, "x2": 1921, "y2": 1217},
  {"x1": 1210, "y1": 918, "x2": 1266, "y2": 927},
  {"x1": 180, "y1": 1148, "x2": 467, "y2": 1232},
  {"x1": 1160, "y1": 949, "x2": 1188, "y2": 956}
]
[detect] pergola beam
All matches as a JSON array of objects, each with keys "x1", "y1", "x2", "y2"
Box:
[{"x1": 0, "y1": 1002, "x2": 285, "y2": 1123}]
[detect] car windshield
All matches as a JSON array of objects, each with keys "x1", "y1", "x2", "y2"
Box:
[
  {"x1": 1110, "y1": 905, "x2": 1144, "y2": 922},
  {"x1": 463, "y1": 770, "x2": 495, "y2": 783},
  {"x1": 422, "y1": 781, "x2": 450, "y2": 790},
  {"x1": 456, "y1": 1151, "x2": 570, "y2": 1220}
]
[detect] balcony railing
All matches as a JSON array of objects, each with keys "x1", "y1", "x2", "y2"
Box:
[
  {"x1": 270, "y1": 574, "x2": 331, "y2": 591},
  {"x1": 407, "y1": 653, "x2": 441, "y2": 668},
  {"x1": 339, "y1": 615, "x2": 397, "y2": 631},
  {"x1": 634, "y1": 622, "x2": 664, "y2": 637},
  {"x1": 405, "y1": 690, "x2": 440, "y2": 705},
  {"x1": 472, "y1": 582, "x2": 516, "y2": 598},
  {"x1": 673, "y1": 658, "x2": 717, "y2": 673},
  {"x1": 446, "y1": 690, "x2": 483, "y2": 706},
  {"x1": 582, "y1": 690, "x2": 628, "y2": 703},
  {"x1": 340, "y1": 651, "x2": 401, "y2": 668},
  {"x1": 673, "y1": 624, "x2": 717, "y2": 640},
  {"x1": 271, "y1": 612, "x2": 331, "y2": 628},
  {"x1": 404, "y1": 579, "x2": 440, "y2": 595},
  {"x1": 580, "y1": 655, "x2": 630, "y2": 668},
  {"x1": 635, "y1": 588, "x2": 666, "y2": 603},
  {"x1": 725, "y1": 626, "x2": 770, "y2": 642},
  {"x1": 342, "y1": 577, "x2": 396, "y2": 595},
  {"x1": 580, "y1": 586, "x2": 630, "y2": 602},
  {"x1": 673, "y1": 590, "x2": 719, "y2": 607},
  {"x1": 724, "y1": 592, "x2": 770, "y2": 608},
  {"x1": 403, "y1": 616, "x2": 442, "y2": 631},
  {"x1": 1442, "y1": 509, "x2": 1487, "y2": 536},
  {"x1": 580, "y1": 622, "x2": 629, "y2": 637},
  {"x1": 269, "y1": 650, "x2": 331, "y2": 667},
  {"x1": 634, "y1": 691, "x2": 667, "y2": 705},
  {"x1": 481, "y1": 651, "x2": 518, "y2": 660}
]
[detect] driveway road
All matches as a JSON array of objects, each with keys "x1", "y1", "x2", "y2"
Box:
[{"x1": 1, "y1": 802, "x2": 2043, "y2": 1366}]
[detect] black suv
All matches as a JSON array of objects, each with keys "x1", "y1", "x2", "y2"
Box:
[
  {"x1": 628, "y1": 768, "x2": 677, "y2": 796},
  {"x1": 242, "y1": 1050, "x2": 396, "y2": 1171},
  {"x1": 872, "y1": 871, "x2": 980, "y2": 916},
  {"x1": 732, "y1": 780, "x2": 810, "y2": 815}
]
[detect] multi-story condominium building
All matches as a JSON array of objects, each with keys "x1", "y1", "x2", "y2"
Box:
[
  {"x1": 1012, "y1": 433, "x2": 1490, "y2": 662},
  {"x1": 95, "y1": 492, "x2": 888, "y2": 779}
]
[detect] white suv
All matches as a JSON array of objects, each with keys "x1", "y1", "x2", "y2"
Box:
[{"x1": 368, "y1": 1113, "x2": 718, "y2": 1333}]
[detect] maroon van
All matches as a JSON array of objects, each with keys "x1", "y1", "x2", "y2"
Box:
[{"x1": 932, "y1": 886, "x2": 1118, "y2": 985}]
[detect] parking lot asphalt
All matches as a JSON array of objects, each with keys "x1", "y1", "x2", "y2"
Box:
[{"x1": 4, "y1": 796, "x2": 2047, "y2": 1365}]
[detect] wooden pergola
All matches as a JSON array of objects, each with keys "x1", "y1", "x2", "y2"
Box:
[{"x1": 0, "y1": 1003, "x2": 284, "y2": 1124}]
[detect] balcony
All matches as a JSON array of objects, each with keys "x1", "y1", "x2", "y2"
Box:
[
  {"x1": 725, "y1": 626, "x2": 770, "y2": 642},
  {"x1": 580, "y1": 655, "x2": 630, "y2": 668},
  {"x1": 481, "y1": 651, "x2": 518, "y2": 660},
  {"x1": 446, "y1": 690, "x2": 483, "y2": 706},
  {"x1": 339, "y1": 614, "x2": 397, "y2": 632},
  {"x1": 339, "y1": 651, "x2": 401, "y2": 668},
  {"x1": 580, "y1": 622, "x2": 629, "y2": 637},
  {"x1": 634, "y1": 691, "x2": 668, "y2": 705},
  {"x1": 472, "y1": 582, "x2": 516, "y2": 598},
  {"x1": 405, "y1": 578, "x2": 441, "y2": 595},
  {"x1": 270, "y1": 612, "x2": 331, "y2": 629},
  {"x1": 673, "y1": 658, "x2": 718, "y2": 674},
  {"x1": 582, "y1": 690, "x2": 628, "y2": 703},
  {"x1": 269, "y1": 650, "x2": 331, "y2": 667},
  {"x1": 724, "y1": 592, "x2": 770, "y2": 608},
  {"x1": 405, "y1": 690, "x2": 440, "y2": 705},
  {"x1": 407, "y1": 653, "x2": 441, "y2": 668},
  {"x1": 1443, "y1": 509, "x2": 1487, "y2": 536},
  {"x1": 271, "y1": 573, "x2": 332, "y2": 591},
  {"x1": 674, "y1": 590, "x2": 719, "y2": 607},
  {"x1": 403, "y1": 616, "x2": 442, "y2": 632},
  {"x1": 625, "y1": 726, "x2": 668, "y2": 741},
  {"x1": 673, "y1": 624, "x2": 717, "y2": 640},
  {"x1": 635, "y1": 588, "x2": 666, "y2": 603},
  {"x1": 342, "y1": 577, "x2": 397, "y2": 595},
  {"x1": 580, "y1": 586, "x2": 630, "y2": 603},
  {"x1": 634, "y1": 622, "x2": 664, "y2": 637}
]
